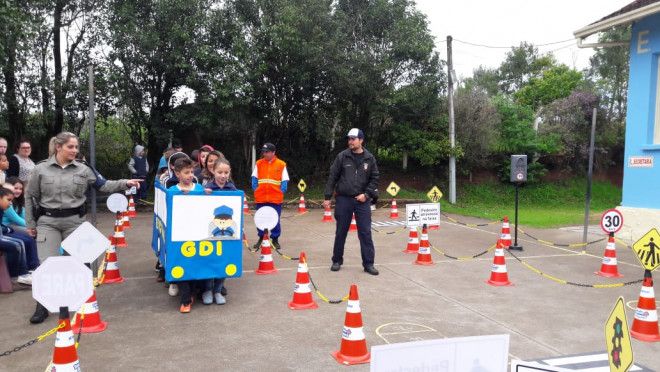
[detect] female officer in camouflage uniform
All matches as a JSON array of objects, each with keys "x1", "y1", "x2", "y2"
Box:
[{"x1": 25, "y1": 132, "x2": 142, "y2": 324}]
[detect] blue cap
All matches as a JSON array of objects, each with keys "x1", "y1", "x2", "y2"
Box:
[{"x1": 213, "y1": 205, "x2": 233, "y2": 217}]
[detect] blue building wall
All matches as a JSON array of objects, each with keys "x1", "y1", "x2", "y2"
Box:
[{"x1": 622, "y1": 13, "x2": 660, "y2": 209}]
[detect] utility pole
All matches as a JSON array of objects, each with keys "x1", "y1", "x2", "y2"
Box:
[
  {"x1": 88, "y1": 65, "x2": 97, "y2": 226},
  {"x1": 582, "y1": 108, "x2": 597, "y2": 249},
  {"x1": 447, "y1": 35, "x2": 456, "y2": 204}
]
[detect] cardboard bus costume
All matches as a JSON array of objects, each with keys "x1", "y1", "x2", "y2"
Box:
[{"x1": 152, "y1": 180, "x2": 244, "y2": 282}]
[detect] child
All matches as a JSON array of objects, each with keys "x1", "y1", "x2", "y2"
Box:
[
  {"x1": 128, "y1": 145, "x2": 149, "y2": 200},
  {"x1": 202, "y1": 158, "x2": 238, "y2": 305},
  {"x1": 0, "y1": 154, "x2": 8, "y2": 184},
  {"x1": 0, "y1": 187, "x2": 31, "y2": 285},
  {"x1": 200, "y1": 150, "x2": 224, "y2": 186},
  {"x1": 3, "y1": 177, "x2": 27, "y2": 233},
  {"x1": 168, "y1": 157, "x2": 205, "y2": 313},
  {"x1": 1, "y1": 182, "x2": 39, "y2": 272},
  {"x1": 160, "y1": 152, "x2": 193, "y2": 189}
]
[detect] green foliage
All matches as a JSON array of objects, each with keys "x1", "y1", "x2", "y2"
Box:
[
  {"x1": 515, "y1": 65, "x2": 583, "y2": 110},
  {"x1": 79, "y1": 117, "x2": 134, "y2": 180}
]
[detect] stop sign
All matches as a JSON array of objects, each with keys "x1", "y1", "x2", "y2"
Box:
[
  {"x1": 61, "y1": 221, "x2": 110, "y2": 264},
  {"x1": 32, "y1": 256, "x2": 93, "y2": 313}
]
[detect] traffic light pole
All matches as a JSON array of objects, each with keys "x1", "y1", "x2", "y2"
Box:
[{"x1": 510, "y1": 183, "x2": 523, "y2": 251}]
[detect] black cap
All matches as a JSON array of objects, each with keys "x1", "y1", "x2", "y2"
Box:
[{"x1": 261, "y1": 143, "x2": 276, "y2": 152}]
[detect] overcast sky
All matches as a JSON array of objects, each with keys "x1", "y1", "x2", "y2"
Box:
[{"x1": 414, "y1": 0, "x2": 632, "y2": 79}]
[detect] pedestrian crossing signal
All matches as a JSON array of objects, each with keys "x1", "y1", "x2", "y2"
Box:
[{"x1": 426, "y1": 186, "x2": 442, "y2": 202}]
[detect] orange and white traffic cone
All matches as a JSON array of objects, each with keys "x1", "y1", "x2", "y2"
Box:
[
  {"x1": 322, "y1": 205, "x2": 333, "y2": 222},
  {"x1": 298, "y1": 194, "x2": 307, "y2": 214},
  {"x1": 499, "y1": 216, "x2": 512, "y2": 248},
  {"x1": 595, "y1": 234, "x2": 622, "y2": 278},
  {"x1": 255, "y1": 230, "x2": 277, "y2": 275},
  {"x1": 403, "y1": 225, "x2": 419, "y2": 254},
  {"x1": 389, "y1": 199, "x2": 398, "y2": 219},
  {"x1": 111, "y1": 212, "x2": 127, "y2": 248},
  {"x1": 414, "y1": 225, "x2": 434, "y2": 265},
  {"x1": 122, "y1": 211, "x2": 131, "y2": 229},
  {"x1": 487, "y1": 243, "x2": 512, "y2": 286},
  {"x1": 349, "y1": 213, "x2": 357, "y2": 232},
  {"x1": 243, "y1": 198, "x2": 250, "y2": 215},
  {"x1": 102, "y1": 244, "x2": 125, "y2": 284},
  {"x1": 331, "y1": 284, "x2": 370, "y2": 365},
  {"x1": 631, "y1": 270, "x2": 660, "y2": 342},
  {"x1": 288, "y1": 251, "x2": 318, "y2": 310},
  {"x1": 127, "y1": 194, "x2": 137, "y2": 218},
  {"x1": 51, "y1": 308, "x2": 81, "y2": 371},
  {"x1": 73, "y1": 292, "x2": 107, "y2": 334}
]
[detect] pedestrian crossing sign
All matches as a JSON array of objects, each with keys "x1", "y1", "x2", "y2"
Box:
[
  {"x1": 426, "y1": 186, "x2": 442, "y2": 202},
  {"x1": 632, "y1": 228, "x2": 660, "y2": 271},
  {"x1": 297, "y1": 179, "x2": 307, "y2": 193},
  {"x1": 387, "y1": 182, "x2": 400, "y2": 197}
]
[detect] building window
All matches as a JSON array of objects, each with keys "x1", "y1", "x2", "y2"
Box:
[{"x1": 655, "y1": 56, "x2": 660, "y2": 144}]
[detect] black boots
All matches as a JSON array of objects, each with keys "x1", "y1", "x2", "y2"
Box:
[{"x1": 29, "y1": 302, "x2": 49, "y2": 324}]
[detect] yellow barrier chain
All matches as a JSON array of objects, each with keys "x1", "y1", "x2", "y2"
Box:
[
  {"x1": 430, "y1": 243, "x2": 497, "y2": 261},
  {"x1": 518, "y1": 228, "x2": 606, "y2": 249},
  {"x1": 301, "y1": 255, "x2": 348, "y2": 304},
  {"x1": 0, "y1": 323, "x2": 65, "y2": 358},
  {"x1": 504, "y1": 249, "x2": 642, "y2": 288}
]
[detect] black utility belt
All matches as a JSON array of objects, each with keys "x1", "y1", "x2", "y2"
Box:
[{"x1": 40, "y1": 205, "x2": 86, "y2": 218}]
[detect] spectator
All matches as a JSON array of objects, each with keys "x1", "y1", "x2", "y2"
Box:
[
  {"x1": 0, "y1": 138, "x2": 7, "y2": 155},
  {"x1": 128, "y1": 145, "x2": 149, "y2": 201},
  {"x1": 7, "y1": 139, "x2": 35, "y2": 184},
  {"x1": 194, "y1": 145, "x2": 214, "y2": 179}
]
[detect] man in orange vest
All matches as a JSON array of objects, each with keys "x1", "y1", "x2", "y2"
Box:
[{"x1": 251, "y1": 142, "x2": 289, "y2": 250}]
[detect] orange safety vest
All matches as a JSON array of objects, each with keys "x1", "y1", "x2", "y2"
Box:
[{"x1": 254, "y1": 157, "x2": 287, "y2": 204}]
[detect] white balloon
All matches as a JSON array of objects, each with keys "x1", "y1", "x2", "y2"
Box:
[{"x1": 254, "y1": 206, "x2": 279, "y2": 231}]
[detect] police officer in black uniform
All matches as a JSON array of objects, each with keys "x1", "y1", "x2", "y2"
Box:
[{"x1": 323, "y1": 128, "x2": 379, "y2": 275}]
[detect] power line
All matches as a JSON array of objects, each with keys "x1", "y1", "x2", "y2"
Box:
[{"x1": 453, "y1": 37, "x2": 576, "y2": 49}]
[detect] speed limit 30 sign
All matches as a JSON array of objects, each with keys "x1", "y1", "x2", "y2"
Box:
[{"x1": 600, "y1": 209, "x2": 623, "y2": 234}]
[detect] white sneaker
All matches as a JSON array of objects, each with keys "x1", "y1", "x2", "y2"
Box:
[
  {"x1": 17, "y1": 274, "x2": 32, "y2": 285},
  {"x1": 168, "y1": 283, "x2": 179, "y2": 296}
]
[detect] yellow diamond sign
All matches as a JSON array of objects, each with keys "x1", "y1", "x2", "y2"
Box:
[
  {"x1": 426, "y1": 186, "x2": 442, "y2": 203},
  {"x1": 605, "y1": 296, "x2": 633, "y2": 372},
  {"x1": 387, "y1": 182, "x2": 400, "y2": 197},
  {"x1": 297, "y1": 179, "x2": 307, "y2": 193},
  {"x1": 632, "y1": 228, "x2": 660, "y2": 272}
]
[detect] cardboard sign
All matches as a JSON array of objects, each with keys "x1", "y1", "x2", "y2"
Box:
[
  {"x1": 61, "y1": 222, "x2": 111, "y2": 264},
  {"x1": 32, "y1": 257, "x2": 93, "y2": 313},
  {"x1": 297, "y1": 179, "x2": 307, "y2": 193},
  {"x1": 632, "y1": 228, "x2": 660, "y2": 271},
  {"x1": 107, "y1": 193, "x2": 128, "y2": 213},
  {"x1": 387, "y1": 181, "x2": 400, "y2": 197},
  {"x1": 605, "y1": 297, "x2": 633, "y2": 372},
  {"x1": 600, "y1": 209, "x2": 624, "y2": 234},
  {"x1": 152, "y1": 181, "x2": 244, "y2": 282},
  {"x1": 426, "y1": 186, "x2": 443, "y2": 202},
  {"x1": 370, "y1": 334, "x2": 509, "y2": 372},
  {"x1": 405, "y1": 203, "x2": 440, "y2": 227}
]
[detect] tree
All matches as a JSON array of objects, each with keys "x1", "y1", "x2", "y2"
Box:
[
  {"x1": 454, "y1": 87, "x2": 499, "y2": 174},
  {"x1": 498, "y1": 42, "x2": 555, "y2": 94},
  {"x1": 514, "y1": 65, "x2": 583, "y2": 111}
]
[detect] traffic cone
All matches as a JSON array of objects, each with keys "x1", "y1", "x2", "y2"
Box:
[
  {"x1": 127, "y1": 194, "x2": 137, "y2": 218},
  {"x1": 243, "y1": 198, "x2": 250, "y2": 215},
  {"x1": 298, "y1": 194, "x2": 307, "y2": 214},
  {"x1": 51, "y1": 307, "x2": 81, "y2": 371},
  {"x1": 112, "y1": 212, "x2": 127, "y2": 248},
  {"x1": 499, "y1": 216, "x2": 512, "y2": 248},
  {"x1": 322, "y1": 205, "x2": 333, "y2": 222},
  {"x1": 349, "y1": 213, "x2": 357, "y2": 232},
  {"x1": 255, "y1": 230, "x2": 277, "y2": 275},
  {"x1": 486, "y1": 242, "x2": 512, "y2": 286},
  {"x1": 631, "y1": 270, "x2": 660, "y2": 342},
  {"x1": 414, "y1": 225, "x2": 434, "y2": 265},
  {"x1": 331, "y1": 284, "x2": 370, "y2": 365},
  {"x1": 595, "y1": 234, "x2": 622, "y2": 278},
  {"x1": 122, "y1": 211, "x2": 131, "y2": 229},
  {"x1": 102, "y1": 244, "x2": 125, "y2": 284},
  {"x1": 288, "y1": 251, "x2": 318, "y2": 310},
  {"x1": 389, "y1": 199, "x2": 398, "y2": 219},
  {"x1": 73, "y1": 291, "x2": 107, "y2": 334},
  {"x1": 403, "y1": 225, "x2": 419, "y2": 254}
]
